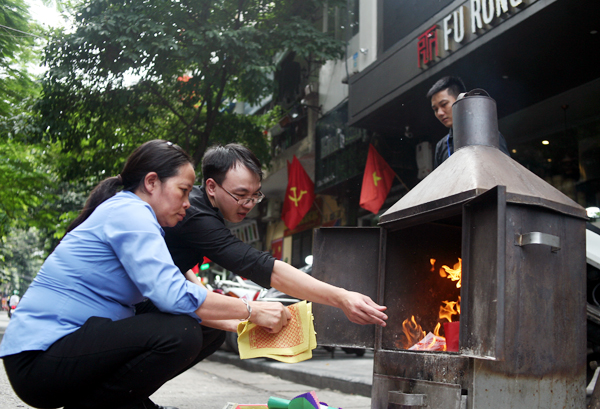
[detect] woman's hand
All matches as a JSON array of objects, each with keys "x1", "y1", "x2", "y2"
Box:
[
  {"x1": 195, "y1": 292, "x2": 291, "y2": 333},
  {"x1": 248, "y1": 301, "x2": 291, "y2": 333},
  {"x1": 339, "y1": 291, "x2": 387, "y2": 327}
]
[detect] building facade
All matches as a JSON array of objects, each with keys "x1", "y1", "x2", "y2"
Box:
[
  {"x1": 251, "y1": 0, "x2": 599, "y2": 269},
  {"x1": 348, "y1": 0, "x2": 600, "y2": 216}
]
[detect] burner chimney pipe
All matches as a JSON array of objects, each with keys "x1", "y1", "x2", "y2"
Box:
[{"x1": 453, "y1": 89, "x2": 500, "y2": 151}]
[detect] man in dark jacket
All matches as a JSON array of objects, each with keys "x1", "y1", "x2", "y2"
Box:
[
  {"x1": 163, "y1": 143, "x2": 387, "y2": 333},
  {"x1": 427, "y1": 76, "x2": 510, "y2": 169}
]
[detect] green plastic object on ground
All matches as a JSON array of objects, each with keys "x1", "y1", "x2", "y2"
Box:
[
  {"x1": 267, "y1": 397, "x2": 290, "y2": 409},
  {"x1": 267, "y1": 392, "x2": 339, "y2": 409}
]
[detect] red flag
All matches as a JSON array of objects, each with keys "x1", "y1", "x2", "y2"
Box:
[
  {"x1": 359, "y1": 144, "x2": 395, "y2": 214},
  {"x1": 271, "y1": 237, "x2": 283, "y2": 260},
  {"x1": 282, "y1": 156, "x2": 315, "y2": 230}
]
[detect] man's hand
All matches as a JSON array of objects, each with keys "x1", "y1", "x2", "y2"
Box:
[
  {"x1": 270, "y1": 260, "x2": 388, "y2": 327},
  {"x1": 340, "y1": 291, "x2": 387, "y2": 327},
  {"x1": 249, "y1": 301, "x2": 292, "y2": 333}
]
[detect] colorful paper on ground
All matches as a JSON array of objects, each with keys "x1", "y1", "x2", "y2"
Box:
[
  {"x1": 267, "y1": 392, "x2": 340, "y2": 409},
  {"x1": 288, "y1": 391, "x2": 320, "y2": 409},
  {"x1": 221, "y1": 403, "x2": 268, "y2": 409},
  {"x1": 237, "y1": 301, "x2": 316, "y2": 363}
]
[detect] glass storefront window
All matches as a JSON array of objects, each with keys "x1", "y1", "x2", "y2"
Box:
[
  {"x1": 511, "y1": 119, "x2": 600, "y2": 212},
  {"x1": 292, "y1": 229, "x2": 313, "y2": 269},
  {"x1": 323, "y1": 0, "x2": 359, "y2": 41}
]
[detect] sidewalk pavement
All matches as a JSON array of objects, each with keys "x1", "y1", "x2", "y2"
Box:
[
  {"x1": 207, "y1": 348, "x2": 373, "y2": 398},
  {"x1": 0, "y1": 313, "x2": 372, "y2": 409}
]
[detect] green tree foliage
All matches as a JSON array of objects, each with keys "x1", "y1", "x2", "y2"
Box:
[
  {"x1": 0, "y1": 228, "x2": 46, "y2": 292},
  {"x1": 36, "y1": 0, "x2": 344, "y2": 179},
  {"x1": 1, "y1": 0, "x2": 76, "y2": 291},
  {"x1": 0, "y1": 137, "x2": 59, "y2": 236},
  {"x1": 0, "y1": 0, "x2": 40, "y2": 117},
  {"x1": 0, "y1": 104, "x2": 84, "y2": 287},
  {"x1": 1, "y1": 0, "x2": 66, "y2": 229}
]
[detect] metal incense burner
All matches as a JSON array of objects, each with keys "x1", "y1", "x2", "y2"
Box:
[{"x1": 312, "y1": 90, "x2": 587, "y2": 409}]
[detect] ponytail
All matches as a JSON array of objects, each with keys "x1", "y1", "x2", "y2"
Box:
[
  {"x1": 65, "y1": 140, "x2": 193, "y2": 235},
  {"x1": 65, "y1": 175, "x2": 124, "y2": 233}
]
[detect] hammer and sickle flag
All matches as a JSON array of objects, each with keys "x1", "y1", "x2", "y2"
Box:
[
  {"x1": 282, "y1": 155, "x2": 315, "y2": 230},
  {"x1": 359, "y1": 144, "x2": 395, "y2": 214}
]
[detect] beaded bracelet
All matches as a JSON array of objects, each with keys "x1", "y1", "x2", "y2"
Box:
[{"x1": 240, "y1": 298, "x2": 252, "y2": 321}]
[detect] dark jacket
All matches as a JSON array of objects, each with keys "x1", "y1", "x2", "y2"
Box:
[
  {"x1": 433, "y1": 128, "x2": 510, "y2": 169},
  {"x1": 163, "y1": 186, "x2": 274, "y2": 288}
]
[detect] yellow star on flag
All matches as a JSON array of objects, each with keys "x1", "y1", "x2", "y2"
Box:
[{"x1": 372, "y1": 171, "x2": 382, "y2": 187}]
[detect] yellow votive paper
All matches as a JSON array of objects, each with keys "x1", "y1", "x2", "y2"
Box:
[{"x1": 237, "y1": 301, "x2": 316, "y2": 363}]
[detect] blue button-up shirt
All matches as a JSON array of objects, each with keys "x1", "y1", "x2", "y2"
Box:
[{"x1": 0, "y1": 191, "x2": 207, "y2": 357}]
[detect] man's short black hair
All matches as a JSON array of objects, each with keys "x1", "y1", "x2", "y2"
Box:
[
  {"x1": 202, "y1": 143, "x2": 263, "y2": 185},
  {"x1": 426, "y1": 76, "x2": 466, "y2": 99}
]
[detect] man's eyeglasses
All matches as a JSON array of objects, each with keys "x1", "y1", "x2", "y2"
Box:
[{"x1": 218, "y1": 183, "x2": 265, "y2": 206}]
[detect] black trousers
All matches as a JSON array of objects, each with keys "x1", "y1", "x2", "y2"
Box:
[{"x1": 3, "y1": 311, "x2": 225, "y2": 409}]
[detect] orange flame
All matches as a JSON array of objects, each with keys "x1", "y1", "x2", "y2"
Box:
[
  {"x1": 440, "y1": 258, "x2": 462, "y2": 288},
  {"x1": 439, "y1": 297, "x2": 461, "y2": 323},
  {"x1": 401, "y1": 258, "x2": 463, "y2": 351},
  {"x1": 402, "y1": 315, "x2": 425, "y2": 349},
  {"x1": 433, "y1": 323, "x2": 446, "y2": 351}
]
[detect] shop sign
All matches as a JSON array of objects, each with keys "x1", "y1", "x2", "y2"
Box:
[
  {"x1": 418, "y1": 0, "x2": 536, "y2": 68},
  {"x1": 230, "y1": 220, "x2": 259, "y2": 244},
  {"x1": 417, "y1": 25, "x2": 439, "y2": 68}
]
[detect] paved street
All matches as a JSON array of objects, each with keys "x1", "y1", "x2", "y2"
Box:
[{"x1": 0, "y1": 313, "x2": 372, "y2": 409}]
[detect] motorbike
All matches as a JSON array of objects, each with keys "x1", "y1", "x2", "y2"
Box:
[{"x1": 211, "y1": 273, "x2": 267, "y2": 353}]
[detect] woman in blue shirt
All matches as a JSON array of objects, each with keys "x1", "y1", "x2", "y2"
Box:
[{"x1": 0, "y1": 140, "x2": 290, "y2": 409}]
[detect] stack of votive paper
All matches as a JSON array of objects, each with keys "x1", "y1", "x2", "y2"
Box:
[{"x1": 237, "y1": 300, "x2": 316, "y2": 363}]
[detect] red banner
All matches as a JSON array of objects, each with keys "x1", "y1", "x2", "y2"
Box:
[
  {"x1": 359, "y1": 144, "x2": 395, "y2": 214},
  {"x1": 281, "y1": 156, "x2": 315, "y2": 230},
  {"x1": 271, "y1": 238, "x2": 283, "y2": 260}
]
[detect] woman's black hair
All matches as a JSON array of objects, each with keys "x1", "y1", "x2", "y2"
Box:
[
  {"x1": 66, "y1": 140, "x2": 193, "y2": 233},
  {"x1": 201, "y1": 143, "x2": 263, "y2": 185}
]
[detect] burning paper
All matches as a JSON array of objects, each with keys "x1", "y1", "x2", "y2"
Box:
[
  {"x1": 400, "y1": 257, "x2": 462, "y2": 351},
  {"x1": 408, "y1": 332, "x2": 446, "y2": 351},
  {"x1": 401, "y1": 315, "x2": 426, "y2": 348}
]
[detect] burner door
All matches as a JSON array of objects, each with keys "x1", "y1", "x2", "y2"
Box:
[
  {"x1": 311, "y1": 227, "x2": 380, "y2": 349},
  {"x1": 460, "y1": 186, "x2": 507, "y2": 360}
]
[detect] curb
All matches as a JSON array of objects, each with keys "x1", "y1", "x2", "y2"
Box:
[{"x1": 207, "y1": 350, "x2": 372, "y2": 397}]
